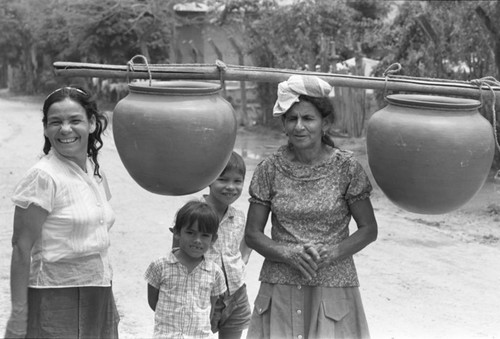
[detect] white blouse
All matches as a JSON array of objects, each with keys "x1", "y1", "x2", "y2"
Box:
[{"x1": 12, "y1": 151, "x2": 115, "y2": 288}]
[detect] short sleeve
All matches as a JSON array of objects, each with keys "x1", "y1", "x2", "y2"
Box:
[
  {"x1": 212, "y1": 264, "x2": 227, "y2": 296},
  {"x1": 248, "y1": 159, "x2": 274, "y2": 207},
  {"x1": 100, "y1": 171, "x2": 112, "y2": 201},
  {"x1": 345, "y1": 158, "x2": 373, "y2": 205},
  {"x1": 12, "y1": 168, "x2": 55, "y2": 212},
  {"x1": 144, "y1": 259, "x2": 163, "y2": 289}
]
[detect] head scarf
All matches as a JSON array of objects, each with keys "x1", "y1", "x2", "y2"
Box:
[{"x1": 273, "y1": 75, "x2": 333, "y2": 117}]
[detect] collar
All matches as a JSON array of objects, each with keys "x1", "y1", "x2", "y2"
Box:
[
  {"x1": 49, "y1": 149, "x2": 93, "y2": 176},
  {"x1": 168, "y1": 248, "x2": 210, "y2": 272}
]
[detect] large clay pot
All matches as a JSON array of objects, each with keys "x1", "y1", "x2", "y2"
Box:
[
  {"x1": 366, "y1": 94, "x2": 495, "y2": 214},
  {"x1": 113, "y1": 81, "x2": 237, "y2": 195}
]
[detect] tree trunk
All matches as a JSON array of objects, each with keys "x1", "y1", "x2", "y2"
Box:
[
  {"x1": 22, "y1": 44, "x2": 35, "y2": 94},
  {"x1": 475, "y1": 5, "x2": 500, "y2": 78},
  {"x1": 139, "y1": 39, "x2": 151, "y2": 62}
]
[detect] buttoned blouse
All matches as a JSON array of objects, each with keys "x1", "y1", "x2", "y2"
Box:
[
  {"x1": 249, "y1": 145, "x2": 372, "y2": 287},
  {"x1": 11, "y1": 151, "x2": 115, "y2": 287},
  {"x1": 203, "y1": 199, "x2": 247, "y2": 295},
  {"x1": 144, "y1": 250, "x2": 227, "y2": 339}
]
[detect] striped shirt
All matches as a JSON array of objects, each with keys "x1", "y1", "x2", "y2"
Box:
[
  {"x1": 204, "y1": 201, "x2": 247, "y2": 295},
  {"x1": 11, "y1": 151, "x2": 115, "y2": 287},
  {"x1": 145, "y1": 250, "x2": 227, "y2": 338}
]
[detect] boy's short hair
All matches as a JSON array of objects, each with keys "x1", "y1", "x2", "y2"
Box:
[
  {"x1": 220, "y1": 151, "x2": 246, "y2": 178},
  {"x1": 173, "y1": 200, "x2": 219, "y2": 235}
]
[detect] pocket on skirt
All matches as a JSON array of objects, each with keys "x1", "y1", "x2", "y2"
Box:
[
  {"x1": 253, "y1": 295, "x2": 271, "y2": 315},
  {"x1": 322, "y1": 298, "x2": 350, "y2": 321}
]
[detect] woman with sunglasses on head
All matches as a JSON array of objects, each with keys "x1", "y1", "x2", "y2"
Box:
[{"x1": 4, "y1": 87, "x2": 119, "y2": 338}]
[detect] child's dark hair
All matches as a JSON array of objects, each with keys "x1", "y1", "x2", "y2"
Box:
[
  {"x1": 173, "y1": 200, "x2": 219, "y2": 235},
  {"x1": 220, "y1": 151, "x2": 246, "y2": 178}
]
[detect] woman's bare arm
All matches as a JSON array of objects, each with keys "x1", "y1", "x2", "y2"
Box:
[{"x1": 5, "y1": 205, "x2": 47, "y2": 338}]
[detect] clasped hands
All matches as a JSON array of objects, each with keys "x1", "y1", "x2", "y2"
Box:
[{"x1": 283, "y1": 243, "x2": 339, "y2": 280}]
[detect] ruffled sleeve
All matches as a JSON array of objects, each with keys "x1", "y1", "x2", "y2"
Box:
[
  {"x1": 345, "y1": 158, "x2": 373, "y2": 205},
  {"x1": 248, "y1": 158, "x2": 274, "y2": 207},
  {"x1": 11, "y1": 168, "x2": 55, "y2": 213}
]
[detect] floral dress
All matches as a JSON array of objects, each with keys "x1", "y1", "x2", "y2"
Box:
[{"x1": 247, "y1": 144, "x2": 372, "y2": 339}]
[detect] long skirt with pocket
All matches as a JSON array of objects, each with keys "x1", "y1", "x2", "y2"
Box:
[{"x1": 247, "y1": 282, "x2": 370, "y2": 339}]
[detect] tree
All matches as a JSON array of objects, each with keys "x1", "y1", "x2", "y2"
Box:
[
  {"x1": 217, "y1": 0, "x2": 390, "y2": 126},
  {"x1": 474, "y1": 1, "x2": 500, "y2": 79},
  {"x1": 0, "y1": 0, "x2": 52, "y2": 93},
  {"x1": 373, "y1": 1, "x2": 499, "y2": 80},
  {"x1": 0, "y1": 0, "x2": 176, "y2": 93}
]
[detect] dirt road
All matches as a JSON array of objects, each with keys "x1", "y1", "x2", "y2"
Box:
[{"x1": 0, "y1": 94, "x2": 499, "y2": 338}]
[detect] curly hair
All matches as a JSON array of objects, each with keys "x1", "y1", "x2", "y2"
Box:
[{"x1": 42, "y1": 86, "x2": 108, "y2": 178}]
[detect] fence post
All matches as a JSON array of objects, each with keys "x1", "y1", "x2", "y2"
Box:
[
  {"x1": 187, "y1": 40, "x2": 201, "y2": 63},
  {"x1": 228, "y1": 36, "x2": 248, "y2": 126},
  {"x1": 174, "y1": 44, "x2": 183, "y2": 63}
]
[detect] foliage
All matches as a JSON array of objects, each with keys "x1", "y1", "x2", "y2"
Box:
[
  {"x1": 371, "y1": 1, "x2": 500, "y2": 80},
  {"x1": 0, "y1": 0, "x2": 176, "y2": 93},
  {"x1": 2, "y1": 0, "x2": 500, "y2": 115},
  {"x1": 219, "y1": 0, "x2": 390, "y2": 69},
  {"x1": 217, "y1": 0, "x2": 390, "y2": 124}
]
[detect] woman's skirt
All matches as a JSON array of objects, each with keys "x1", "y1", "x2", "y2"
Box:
[
  {"x1": 247, "y1": 282, "x2": 370, "y2": 339},
  {"x1": 26, "y1": 286, "x2": 120, "y2": 339}
]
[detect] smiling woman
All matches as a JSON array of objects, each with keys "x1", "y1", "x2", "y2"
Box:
[
  {"x1": 4, "y1": 87, "x2": 119, "y2": 338},
  {"x1": 43, "y1": 98, "x2": 96, "y2": 170}
]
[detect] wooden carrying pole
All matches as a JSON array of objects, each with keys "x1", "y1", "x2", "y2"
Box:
[{"x1": 53, "y1": 61, "x2": 500, "y2": 98}]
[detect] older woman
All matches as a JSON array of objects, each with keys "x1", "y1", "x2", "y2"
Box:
[
  {"x1": 245, "y1": 75, "x2": 378, "y2": 339},
  {"x1": 5, "y1": 87, "x2": 119, "y2": 338}
]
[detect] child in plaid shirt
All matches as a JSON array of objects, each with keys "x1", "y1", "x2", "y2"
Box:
[
  {"x1": 145, "y1": 200, "x2": 227, "y2": 339},
  {"x1": 172, "y1": 152, "x2": 252, "y2": 339}
]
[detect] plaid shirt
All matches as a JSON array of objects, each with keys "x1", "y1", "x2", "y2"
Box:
[
  {"x1": 144, "y1": 250, "x2": 226, "y2": 338},
  {"x1": 204, "y1": 203, "x2": 247, "y2": 295}
]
